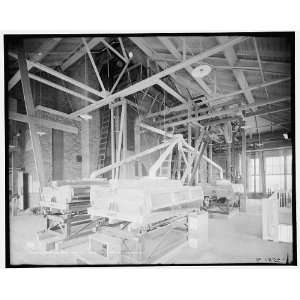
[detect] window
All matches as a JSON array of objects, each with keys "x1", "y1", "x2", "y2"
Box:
[
  {"x1": 248, "y1": 157, "x2": 260, "y2": 193},
  {"x1": 286, "y1": 154, "x2": 292, "y2": 191},
  {"x1": 265, "y1": 153, "x2": 291, "y2": 193}
]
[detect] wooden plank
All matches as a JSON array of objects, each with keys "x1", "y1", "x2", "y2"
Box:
[
  {"x1": 9, "y1": 52, "x2": 106, "y2": 99},
  {"x1": 118, "y1": 37, "x2": 128, "y2": 60},
  {"x1": 8, "y1": 38, "x2": 62, "y2": 91},
  {"x1": 241, "y1": 128, "x2": 247, "y2": 212},
  {"x1": 158, "y1": 37, "x2": 212, "y2": 95},
  {"x1": 28, "y1": 73, "x2": 97, "y2": 104},
  {"x1": 61, "y1": 38, "x2": 103, "y2": 71},
  {"x1": 130, "y1": 37, "x2": 200, "y2": 95},
  {"x1": 139, "y1": 122, "x2": 174, "y2": 138},
  {"x1": 70, "y1": 37, "x2": 248, "y2": 117},
  {"x1": 149, "y1": 139, "x2": 178, "y2": 177},
  {"x1": 101, "y1": 39, "x2": 128, "y2": 63},
  {"x1": 157, "y1": 80, "x2": 187, "y2": 104},
  {"x1": 81, "y1": 38, "x2": 106, "y2": 91},
  {"x1": 122, "y1": 101, "x2": 128, "y2": 177},
  {"x1": 147, "y1": 78, "x2": 290, "y2": 120},
  {"x1": 9, "y1": 111, "x2": 78, "y2": 134},
  {"x1": 115, "y1": 102, "x2": 126, "y2": 179},
  {"x1": 217, "y1": 36, "x2": 255, "y2": 106},
  {"x1": 18, "y1": 45, "x2": 46, "y2": 188},
  {"x1": 160, "y1": 96, "x2": 291, "y2": 128},
  {"x1": 35, "y1": 105, "x2": 81, "y2": 121},
  {"x1": 81, "y1": 120, "x2": 90, "y2": 178},
  {"x1": 111, "y1": 107, "x2": 115, "y2": 179},
  {"x1": 52, "y1": 129, "x2": 64, "y2": 180},
  {"x1": 90, "y1": 139, "x2": 172, "y2": 178}
]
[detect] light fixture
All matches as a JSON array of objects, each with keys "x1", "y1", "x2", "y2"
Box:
[
  {"x1": 37, "y1": 131, "x2": 46, "y2": 136},
  {"x1": 9, "y1": 144, "x2": 16, "y2": 149},
  {"x1": 283, "y1": 133, "x2": 289, "y2": 140},
  {"x1": 79, "y1": 114, "x2": 93, "y2": 120},
  {"x1": 128, "y1": 51, "x2": 133, "y2": 59},
  {"x1": 191, "y1": 65, "x2": 212, "y2": 78}
]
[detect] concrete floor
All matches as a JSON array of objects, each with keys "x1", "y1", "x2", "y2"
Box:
[{"x1": 9, "y1": 200, "x2": 293, "y2": 265}]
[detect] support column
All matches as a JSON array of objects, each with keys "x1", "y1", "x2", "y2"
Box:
[
  {"x1": 122, "y1": 100, "x2": 128, "y2": 178},
  {"x1": 134, "y1": 120, "x2": 142, "y2": 177},
  {"x1": 208, "y1": 143, "x2": 213, "y2": 183},
  {"x1": 18, "y1": 44, "x2": 46, "y2": 189},
  {"x1": 259, "y1": 151, "x2": 266, "y2": 194},
  {"x1": 187, "y1": 105, "x2": 192, "y2": 182},
  {"x1": 81, "y1": 121, "x2": 90, "y2": 178},
  {"x1": 111, "y1": 106, "x2": 115, "y2": 179},
  {"x1": 9, "y1": 98, "x2": 18, "y2": 194},
  {"x1": 240, "y1": 129, "x2": 247, "y2": 212},
  {"x1": 227, "y1": 142, "x2": 232, "y2": 181}
]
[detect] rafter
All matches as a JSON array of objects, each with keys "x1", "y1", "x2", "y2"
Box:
[
  {"x1": 216, "y1": 36, "x2": 255, "y2": 106},
  {"x1": 82, "y1": 37, "x2": 106, "y2": 91},
  {"x1": 9, "y1": 52, "x2": 106, "y2": 98},
  {"x1": 70, "y1": 36, "x2": 248, "y2": 117},
  {"x1": 159, "y1": 96, "x2": 291, "y2": 128},
  {"x1": 28, "y1": 73, "x2": 97, "y2": 104},
  {"x1": 61, "y1": 38, "x2": 103, "y2": 71},
  {"x1": 9, "y1": 111, "x2": 78, "y2": 134},
  {"x1": 8, "y1": 38, "x2": 62, "y2": 91},
  {"x1": 158, "y1": 37, "x2": 212, "y2": 95}
]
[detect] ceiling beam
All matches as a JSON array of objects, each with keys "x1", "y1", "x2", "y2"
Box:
[
  {"x1": 245, "y1": 107, "x2": 291, "y2": 118},
  {"x1": 157, "y1": 80, "x2": 187, "y2": 104},
  {"x1": 82, "y1": 38, "x2": 106, "y2": 91},
  {"x1": 9, "y1": 52, "x2": 106, "y2": 99},
  {"x1": 35, "y1": 105, "x2": 81, "y2": 121},
  {"x1": 28, "y1": 73, "x2": 97, "y2": 104},
  {"x1": 130, "y1": 37, "x2": 204, "y2": 95},
  {"x1": 216, "y1": 36, "x2": 255, "y2": 106},
  {"x1": 8, "y1": 38, "x2": 62, "y2": 91},
  {"x1": 146, "y1": 77, "x2": 290, "y2": 119},
  {"x1": 9, "y1": 111, "x2": 79, "y2": 134},
  {"x1": 61, "y1": 38, "x2": 103, "y2": 71},
  {"x1": 69, "y1": 36, "x2": 248, "y2": 117},
  {"x1": 157, "y1": 37, "x2": 212, "y2": 95},
  {"x1": 101, "y1": 39, "x2": 128, "y2": 63},
  {"x1": 18, "y1": 44, "x2": 46, "y2": 187},
  {"x1": 160, "y1": 96, "x2": 291, "y2": 128}
]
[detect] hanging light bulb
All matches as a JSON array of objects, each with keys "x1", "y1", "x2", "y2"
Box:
[
  {"x1": 80, "y1": 114, "x2": 93, "y2": 120},
  {"x1": 191, "y1": 65, "x2": 212, "y2": 78},
  {"x1": 36, "y1": 131, "x2": 46, "y2": 136}
]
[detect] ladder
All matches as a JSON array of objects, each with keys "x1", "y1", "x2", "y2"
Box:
[
  {"x1": 158, "y1": 151, "x2": 173, "y2": 178},
  {"x1": 97, "y1": 108, "x2": 111, "y2": 170}
]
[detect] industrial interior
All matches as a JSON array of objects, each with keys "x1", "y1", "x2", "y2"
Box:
[{"x1": 7, "y1": 35, "x2": 294, "y2": 265}]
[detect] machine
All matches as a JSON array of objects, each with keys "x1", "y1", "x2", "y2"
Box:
[
  {"x1": 38, "y1": 179, "x2": 107, "y2": 247},
  {"x1": 87, "y1": 177, "x2": 204, "y2": 263},
  {"x1": 200, "y1": 180, "x2": 244, "y2": 216}
]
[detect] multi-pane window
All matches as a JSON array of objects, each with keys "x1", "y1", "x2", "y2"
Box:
[
  {"x1": 286, "y1": 154, "x2": 292, "y2": 191},
  {"x1": 265, "y1": 153, "x2": 291, "y2": 193},
  {"x1": 248, "y1": 157, "x2": 260, "y2": 193}
]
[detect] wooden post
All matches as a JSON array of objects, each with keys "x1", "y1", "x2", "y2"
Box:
[
  {"x1": 259, "y1": 151, "x2": 266, "y2": 194},
  {"x1": 116, "y1": 104, "x2": 125, "y2": 179},
  {"x1": 81, "y1": 120, "x2": 90, "y2": 178},
  {"x1": 110, "y1": 107, "x2": 115, "y2": 179},
  {"x1": 227, "y1": 142, "x2": 232, "y2": 181},
  {"x1": 208, "y1": 143, "x2": 213, "y2": 183},
  {"x1": 187, "y1": 105, "x2": 192, "y2": 182},
  {"x1": 122, "y1": 100, "x2": 128, "y2": 177},
  {"x1": 134, "y1": 119, "x2": 142, "y2": 177},
  {"x1": 240, "y1": 129, "x2": 247, "y2": 212},
  {"x1": 17, "y1": 44, "x2": 46, "y2": 189}
]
